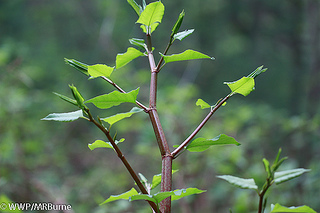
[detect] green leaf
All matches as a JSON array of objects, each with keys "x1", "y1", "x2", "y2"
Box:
[
  {"x1": 41, "y1": 110, "x2": 84, "y2": 122},
  {"x1": 274, "y1": 168, "x2": 311, "y2": 185},
  {"x1": 116, "y1": 47, "x2": 145, "y2": 69},
  {"x1": 196, "y1": 98, "x2": 211, "y2": 109},
  {"x1": 136, "y1": 1, "x2": 165, "y2": 34},
  {"x1": 171, "y1": 10, "x2": 185, "y2": 36},
  {"x1": 88, "y1": 138, "x2": 125, "y2": 151},
  {"x1": 247, "y1": 65, "x2": 268, "y2": 78},
  {"x1": 102, "y1": 107, "x2": 143, "y2": 126},
  {"x1": 127, "y1": 0, "x2": 142, "y2": 16},
  {"x1": 86, "y1": 88, "x2": 139, "y2": 109},
  {"x1": 53, "y1": 92, "x2": 78, "y2": 107},
  {"x1": 138, "y1": 173, "x2": 148, "y2": 185},
  {"x1": 100, "y1": 188, "x2": 138, "y2": 205},
  {"x1": 129, "y1": 38, "x2": 147, "y2": 51},
  {"x1": 64, "y1": 58, "x2": 89, "y2": 76},
  {"x1": 88, "y1": 64, "x2": 114, "y2": 79},
  {"x1": 161, "y1": 49, "x2": 214, "y2": 63},
  {"x1": 217, "y1": 175, "x2": 258, "y2": 190},
  {"x1": 69, "y1": 84, "x2": 86, "y2": 109},
  {"x1": 171, "y1": 188, "x2": 206, "y2": 201},
  {"x1": 173, "y1": 29, "x2": 194, "y2": 41},
  {"x1": 263, "y1": 158, "x2": 272, "y2": 178},
  {"x1": 270, "y1": 203, "x2": 316, "y2": 213},
  {"x1": 185, "y1": 134, "x2": 240, "y2": 152},
  {"x1": 224, "y1": 77, "x2": 255, "y2": 96},
  {"x1": 151, "y1": 170, "x2": 178, "y2": 190}
]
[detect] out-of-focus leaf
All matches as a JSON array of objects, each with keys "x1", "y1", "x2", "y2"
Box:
[
  {"x1": 41, "y1": 110, "x2": 84, "y2": 122},
  {"x1": 247, "y1": 65, "x2": 268, "y2": 78},
  {"x1": 88, "y1": 138, "x2": 125, "y2": 151},
  {"x1": 86, "y1": 88, "x2": 139, "y2": 109},
  {"x1": 136, "y1": 1, "x2": 165, "y2": 34},
  {"x1": 171, "y1": 188, "x2": 206, "y2": 201},
  {"x1": 185, "y1": 134, "x2": 240, "y2": 152},
  {"x1": 171, "y1": 10, "x2": 185, "y2": 36},
  {"x1": 270, "y1": 203, "x2": 316, "y2": 213},
  {"x1": 88, "y1": 64, "x2": 114, "y2": 79},
  {"x1": 196, "y1": 98, "x2": 211, "y2": 109},
  {"x1": 224, "y1": 77, "x2": 255, "y2": 96},
  {"x1": 64, "y1": 58, "x2": 89, "y2": 76},
  {"x1": 173, "y1": 29, "x2": 194, "y2": 41},
  {"x1": 127, "y1": 0, "x2": 142, "y2": 16},
  {"x1": 116, "y1": 47, "x2": 145, "y2": 69},
  {"x1": 151, "y1": 170, "x2": 178, "y2": 190},
  {"x1": 274, "y1": 168, "x2": 311, "y2": 185},
  {"x1": 217, "y1": 175, "x2": 258, "y2": 190},
  {"x1": 129, "y1": 38, "x2": 147, "y2": 51},
  {"x1": 102, "y1": 107, "x2": 143, "y2": 126},
  {"x1": 263, "y1": 158, "x2": 272, "y2": 178},
  {"x1": 161, "y1": 49, "x2": 214, "y2": 63},
  {"x1": 100, "y1": 188, "x2": 138, "y2": 205}
]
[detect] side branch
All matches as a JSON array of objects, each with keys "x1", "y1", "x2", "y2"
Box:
[{"x1": 171, "y1": 95, "x2": 230, "y2": 158}]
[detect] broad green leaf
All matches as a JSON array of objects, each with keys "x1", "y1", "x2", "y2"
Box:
[
  {"x1": 129, "y1": 38, "x2": 147, "y2": 51},
  {"x1": 88, "y1": 138, "x2": 125, "y2": 151},
  {"x1": 270, "y1": 203, "x2": 316, "y2": 213},
  {"x1": 173, "y1": 29, "x2": 194, "y2": 41},
  {"x1": 217, "y1": 175, "x2": 258, "y2": 190},
  {"x1": 53, "y1": 92, "x2": 78, "y2": 107},
  {"x1": 88, "y1": 64, "x2": 114, "y2": 79},
  {"x1": 136, "y1": 1, "x2": 165, "y2": 34},
  {"x1": 161, "y1": 49, "x2": 214, "y2": 63},
  {"x1": 171, "y1": 10, "x2": 185, "y2": 36},
  {"x1": 224, "y1": 77, "x2": 255, "y2": 96},
  {"x1": 247, "y1": 65, "x2": 268, "y2": 78},
  {"x1": 102, "y1": 107, "x2": 143, "y2": 126},
  {"x1": 274, "y1": 168, "x2": 311, "y2": 185},
  {"x1": 171, "y1": 188, "x2": 206, "y2": 201},
  {"x1": 69, "y1": 84, "x2": 86, "y2": 109},
  {"x1": 41, "y1": 110, "x2": 84, "y2": 122},
  {"x1": 116, "y1": 47, "x2": 145, "y2": 69},
  {"x1": 263, "y1": 158, "x2": 272, "y2": 178},
  {"x1": 151, "y1": 170, "x2": 178, "y2": 190},
  {"x1": 185, "y1": 134, "x2": 240, "y2": 152},
  {"x1": 64, "y1": 58, "x2": 89, "y2": 76},
  {"x1": 86, "y1": 88, "x2": 139, "y2": 109},
  {"x1": 196, "y1": 98, "x2": 211, "y2": 109},
  {"x1": 100, "y1": 188, "x2": 138, "y2": 205},
  {"x1": 127, "y1": 0, "x2": 142, "y2": 16}
]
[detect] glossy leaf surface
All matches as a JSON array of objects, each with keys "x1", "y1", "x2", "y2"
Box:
[
  {"x1": 217, "y1": 175, "x2": 258, "y2": 190},
  {"x1": 41, "y1": 110, "x2": 84, "y2": 122},
  {"x1": 274, "y1": 168, "x2": 311, "y2": 185},
  {"x1": 173, "y1": 29, "x2": 194, "y2": 41}
]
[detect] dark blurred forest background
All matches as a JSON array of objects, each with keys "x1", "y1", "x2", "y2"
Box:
[{"x1": 1, "y1": 0, "x2": 319, "y2": 212}]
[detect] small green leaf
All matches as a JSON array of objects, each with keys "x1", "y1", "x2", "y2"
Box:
[
  {"x1": 138, "y1": 173, "x2": 148, "y2": 185},
  {"x1": 161, "y1": 49, "x2": 214, "y2": 63},
  {"x1": 100, "y1": 188, "x2": 138, "y2": 205},
  {"x1": 88, "y1": 138, "x2": 125, "y2": 151},
  {"x1": 247, "y1": 65, "x2": 268, "y2": 79},
  {"x1": 136, "y1": 1, "x2": 165, "y2": 34},
  {"x1": 274, "y1": 168, "x2": 311, "y2": 185},
  {"x1": 53, "y1": 92, "x2": 78, "y2": 107},
  {"x1": 224, "y1": 77, "x2": 255, "y2": 96},
  {"x1": 116, "y1": 47, "x2": 145, "y2": 69},
  {"x1": 171, "y1": 188, "x2": 206, "y2": 201},
  {"x1": 102, "y1": 107, "x2": 143, "y2": 126},
  {"x1": 127, "y1": 0, "x2": 142, "y2": 16},
  {"x1": 185, "y1": 134, "x2": 240, "y2": 152},
  {"x1": 41, "y1": 110, "x2": 84, "y2": 122},
  {"x1": 69, "y1": 84, "x2": 86, "y2": 109},
  {"x1": 129, "y1": 194, "x2": 157, "y2": 203},
  {"x1": 270, "y1": 203, "x2": 316, "y2": 213},
  {"x1": 151, "y1": 170, "x2": 178, "y2": 190},
  {"x1": 129, "y1": 38, "x2": 147, "y2": 51},
  {"x1": 171, "y1": 10, "x2": 185, "y2": 36},
  {"x1": 173, "y1": 29, "x2": 194, "y2": 41},
  {"x1": 88, "y1": 64, "x2": 114, "y2": 79},
  {"x1": 217, "y1": 175, "x2": 258, "y2": 190},
  {"x1": 196, "y1": 98, "x2": 211, "y2": 109},
  {"x1": 263, "y1": 158, "x2": 272, "y2": 178},
  {"x1": 64, "y1": 58, "x2": 89, "y2": 76},
  {"x1": 86, "y1": 88, "x2": 139, "y2": 109}
]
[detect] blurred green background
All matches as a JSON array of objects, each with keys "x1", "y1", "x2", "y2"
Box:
[{"x1": 1, "y1": 0, "x2": 319, "y2": 212}]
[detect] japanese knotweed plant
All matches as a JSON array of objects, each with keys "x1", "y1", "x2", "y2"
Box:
[{"x1": 41, "y1": 1, "x2": 312, "y2": 212}]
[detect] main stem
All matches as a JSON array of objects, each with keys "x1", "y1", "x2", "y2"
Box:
[{"x1": 147, "y1": 34, "x2": 173, "y2": 213}]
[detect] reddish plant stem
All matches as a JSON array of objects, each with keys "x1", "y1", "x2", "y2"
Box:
[
  {"x1": 171, "y1": 95, "x2": 230, "y2": 158},
  {"x1": 86, "y1": 109, "x2": 159, "y2": 212}
]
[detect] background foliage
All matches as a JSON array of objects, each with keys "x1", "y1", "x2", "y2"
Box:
[{"x1": 0, "y1": 0, "x2": 319, "y2": 212}]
